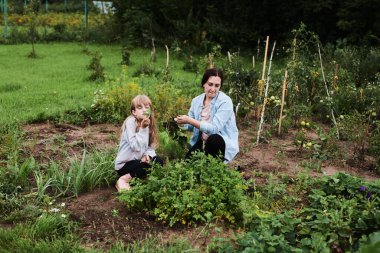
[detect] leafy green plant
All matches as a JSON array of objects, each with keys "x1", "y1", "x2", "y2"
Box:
[
  {"x1": 87, "y1": 51, "x2": 106, "y2": 82},
  {"x1": 121, "y1": 46, "x2": 131, "y2": 65},
  {"x1": 148, "y1": 83, "x2": 190, "y2": 126},
  {"x1": 132, "y1": 62, "x2": 159, "y2": 77},
  {"x1": 338, "y1": 111, "x2": 370, "y2": 161},
  {"x1": 90, "y1": 82, "x2": 141, "y2": 123},
  {"x1": 119, "y1": 152, "x2": 248, "y2": 226},
  {"x1": 156, "y1": 131, "x2": 187, "y2": 161},
  {"x1": 26, "y1": 0, "x2": 40, "y2": 58},
  {"x1": 209, "y1": 173, "x2": 380, "y2": 252}
]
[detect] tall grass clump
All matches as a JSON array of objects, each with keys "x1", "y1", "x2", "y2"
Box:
[
  {"x1": 46, "y1": 148, "x2": 116, "y2": 197},
  {"x1": 0, "y1": 213, "x2": 82, "y2": 252}
]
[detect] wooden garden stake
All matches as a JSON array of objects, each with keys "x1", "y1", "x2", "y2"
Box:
[
  {"x1": 317, "y1": 42, "x2": 339, "y2": 139},
  {"x1": 228, "y1": 51, "x2": 232, "y2": 64},
  {"x1": 256, "y1": 41, "x2": 276, "y2": 145},
  {"x1": 257, "y1": 39, "x2": 260, "y2": 59},
  {"x1": 165, "y1": 45, "x2": 169, "y2": 68},
  {"x1": 333, "y1": 63, "x2": 339, "y2": 90},
  {"x1": 252, "y1": 56, "x2": 255, "y2": 70},
  {"x1": 278, "y1": 70, "x2": 288, "y2": 136},
  {"x1": 151, "y1": 37, "x2": 156, "y2": 62},
  {"x1": 259, "y1": 36, "x2": 270, "y2": 97},
  {"x1": 292, "y1": 38, "x2": 297, "y2": 63}
]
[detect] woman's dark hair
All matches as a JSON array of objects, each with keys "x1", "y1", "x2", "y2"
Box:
[{"x1": 201, "y1": 68, "x2": 224, "y2": 87}]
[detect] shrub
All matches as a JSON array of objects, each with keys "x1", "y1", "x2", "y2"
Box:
[
  {"x1": 87, "y1": 51, "x2": 105, "y2": 82},
  {"x1": 148, "y1": 83, "x2": 190, "y2": 127},
  {"x1": 121, "y1": 47, "x2": 131, "y2": 65},
  {"x1": 338, "y1": 111, "x2": 370, "y2": 161},
  {"x1": 90, "y1": 82, "x2": 141, "y2": 123},
  {"x1": 119, "y1": 152, "x2": 248, "y2": 226}
]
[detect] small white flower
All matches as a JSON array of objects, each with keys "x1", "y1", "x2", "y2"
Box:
[
  {"x1": 49, "y1": 202, "x2": 53, "y2": 205},
  {"x1": 61, "y1": 214, "x2": 67, "y2": 218},
  {"x1": 60, "y1": 203, "x2": 66, "y2": 207},
  {"x1": 50, "y1": 208, "x2": 60, "y2": 213}
]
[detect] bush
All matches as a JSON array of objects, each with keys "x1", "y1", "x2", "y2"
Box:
[
  {"x1": 119, "y1": 152, "x2": 248, "y2": 226},
  {"x1": 87, "y1": 51, "x2": 105, "y2": 82},
  {"x1": 90, "y1": 82, "x2": 141, "y2": 123}
]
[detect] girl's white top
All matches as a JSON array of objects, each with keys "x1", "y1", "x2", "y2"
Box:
[{"x1": 115, "y1": 116, "x2": 156, "y2": 170}]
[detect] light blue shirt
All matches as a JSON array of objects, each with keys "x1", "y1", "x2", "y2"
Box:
[{"x1": 184, "y1": 91, "x2": 239, "y2": 162}]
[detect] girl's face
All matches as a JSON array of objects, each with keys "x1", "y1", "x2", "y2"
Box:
[
  {"x1": 132, "y1": 103, "x2": 151, "y2": 120},
  {"x1": 203, "y1": 76, "x2": 221, "y2": 100}
]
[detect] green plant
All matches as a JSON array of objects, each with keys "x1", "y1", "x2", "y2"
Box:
[
  {"x1": 87, "y1": 51, "x2": 106, "y2": 82},
  {"x1": 26, "y1": 0, "x2": 40, "y2": 59},
  {"x1": 148, "y1": 83, "x2": 190, "y2": 127},
  {"x1": 209, "y1": 173, "x2": 380, "y2": 252},
  {"x1": 119, "y1": 152, "x2": 248, "y2": 226},
  {"x1": 299, "y1": 158, "x2": 322, "y2": 172},
  {"x1": 90, "y1": 82, "x2": 141, "y2": 123},
  {"x1": 156, "y1": 131, "x2": 187, "y2": 161},
  {"x1": 338, "y1": 111, "x2": 370, "y2": 161},
  {"x1": 121, "y1": 46, "x2": 131, "y2": 65},
  {"x1": 0, "y1": 213, "x2": 81, "y2": 252},
  {"x1": 46, "y1": 149, "x2": 116, "y2": 198},
  {"x1": 132, "y1": 62, "x2": 159, "y2": 77}
]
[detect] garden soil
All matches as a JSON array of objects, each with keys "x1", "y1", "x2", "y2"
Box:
[{"x1": 18, "y1": 120, "x2": 379, "y2": 250}]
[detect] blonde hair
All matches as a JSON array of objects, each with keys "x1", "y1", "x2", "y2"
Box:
[{"x1": 121, "y1": 95, "x2": 159, "y2": 148}]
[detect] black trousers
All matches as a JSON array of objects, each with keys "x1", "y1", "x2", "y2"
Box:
[
  {"x1": 117, "y1": 156, "x2": 163, "y2": 179},
  {"x1": 186, "y1": 134, "x2": 226, "y2": 161}
]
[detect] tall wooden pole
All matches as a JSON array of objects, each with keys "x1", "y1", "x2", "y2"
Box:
[
  {"x1": 278, "y1": 70, "x2": 288, "y2": 136},
  {"x1": 259, "y1": 36, "x2": 270, "y2": 97},
  {"x1": 256, "y1": 41, "x2": 276, "y2": 145},
  {"x1": 317, "y1": 42, "x2": 339, "y2": 139}
]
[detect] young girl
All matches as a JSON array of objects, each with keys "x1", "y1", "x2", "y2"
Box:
[{"x1": 115, "y1": 95, "x2": 163, "y2": 192}]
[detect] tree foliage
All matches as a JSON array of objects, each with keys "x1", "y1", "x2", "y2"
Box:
[{"x1": 111, "y1": 0, "x2": 380, "y2": 48}]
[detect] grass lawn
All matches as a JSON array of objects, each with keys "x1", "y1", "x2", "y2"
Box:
[
  {"x1": 0, "y1": 43, "x2": 120, "y2": 125},
  {"x1": 0, "y1": 43, "x2": 201, "y2": 125}
]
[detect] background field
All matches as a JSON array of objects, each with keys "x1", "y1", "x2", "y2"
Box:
[{"x1": 0, "y1": 43, "x2": 202, "y2": 125}]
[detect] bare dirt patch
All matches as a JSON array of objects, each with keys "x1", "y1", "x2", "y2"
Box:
[{"x1": 22, "y1": 122, "x2": 120, "y2": 166}]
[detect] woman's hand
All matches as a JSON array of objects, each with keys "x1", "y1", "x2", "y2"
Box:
[
  {"x1": 174, "y1": 115, "x2": 190, "y2": 124},
  {"x1": 175, "y1": 115, "x2": 200, "y2": 129}
]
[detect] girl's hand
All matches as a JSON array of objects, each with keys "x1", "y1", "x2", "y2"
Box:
[
  {"x1": 141, "y1": 118, "x2": 150, "y2": 128},
  {"x1": 141, "y1": 155, "x2": 151, "y2": 163}
]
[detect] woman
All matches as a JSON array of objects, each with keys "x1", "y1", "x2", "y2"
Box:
[{"x1": 175, "y1": 68, "x2": 239, "y2": 162}]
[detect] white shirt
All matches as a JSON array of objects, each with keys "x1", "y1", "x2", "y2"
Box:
[{"x1": 115, "y1": 116, "x2": 156, "y2": 170}]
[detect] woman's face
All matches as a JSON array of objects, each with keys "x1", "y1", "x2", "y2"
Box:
[{"x1": 203, "y1": 76, "x2": 221, "y2": 99}]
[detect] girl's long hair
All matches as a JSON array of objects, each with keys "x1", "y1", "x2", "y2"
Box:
[{"x1": 121, "y1": 95, "x2": 159, "y2": 148}]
